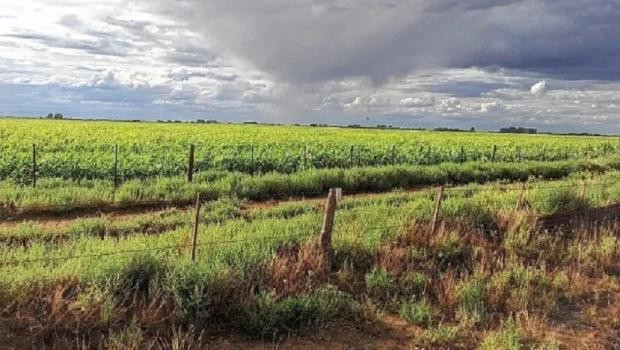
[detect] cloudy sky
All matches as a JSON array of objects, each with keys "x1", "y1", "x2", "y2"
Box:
[{"x1": 1, "y1": 1, "x2": 620, "y2": 133}]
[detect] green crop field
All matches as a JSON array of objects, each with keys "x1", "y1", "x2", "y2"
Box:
[{"x1": 0, "y1": 118, "x2": 618, "y2": 183}]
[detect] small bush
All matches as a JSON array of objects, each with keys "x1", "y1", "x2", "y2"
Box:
[
  {"x1": 113, "y1": 254, "x2": 164, "y2": 303},
  {"x1": 232, "y1": 286, "x2": 361, "y2": 338},
  {"x1": 365, "y1": 268, "x2": 394, "y2": 300},
  {"x1": 399, "y1": 298, "x2": 433, "y2": 326},
  {"x1": 411, "y1": 324, "x2": 461, "y2": 348},
  {"x1": 400, "y1": 271, "x2": 428, "y2": 297},
  {"x1": 480, "y1": 318, "x2": 521, "y2": 350},
  {"x1": 533, "y1": 188, "x2": 590, "y2": 215},
  {"x1": 69, "y1": 217, "x2": 106, "y2": 238},
  {"x1": 456, "y1": 275, "x2": 487, "y2": 325}
]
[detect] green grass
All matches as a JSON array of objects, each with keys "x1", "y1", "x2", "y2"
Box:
[
  {"x1": 2, "y1": 156, "x2": 620, "y2": 216},
  {"x1": 0, "y1": 171, "x2": 618, "y2": 346},
  {"x1": 399, "y1": 298, "x2": 433, "y2": 326}
]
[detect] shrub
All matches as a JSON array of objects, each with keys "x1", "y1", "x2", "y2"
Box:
[
  {"x1": 365, "y1": 268, "x2": 394, "y2": 300},
  {"x1": 399, "y1": 298, "x2": 433, "y2": 326},
  {"x1": 411, "y1": 324, "x2": 461, "y2": 348},
  {"x1": 456, "y1": 275, "x2": 487, "y2": 325},
  {"x1": 480, "y1": 318, "x2": 521, "y2": 350},
  {"x1": 69, "y1": 217, "x2": 106, "y2": 238},
  {"x1": 231, "y1": 286, "x2": 361, "y2": 338}
]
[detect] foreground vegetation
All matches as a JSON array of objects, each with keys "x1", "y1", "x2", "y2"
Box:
[
  {"x1": 1, "y1": 118, "x2": 618, "y2": 182},
  {"x1": 2, "y1": 156, "x2": 620, "y2": 217},
  {"x1": 0, "y1": 172, "x2": 618, "y2": 348}
]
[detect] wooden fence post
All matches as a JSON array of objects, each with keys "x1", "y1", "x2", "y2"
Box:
[
  {"x1": 187, "y1": 144, "x2": 195, "y2": 182},
  {"x1": 427, "y1": 145, "x2": 432, "y2": 164},
  {"x1": 580, "y1": 181, "x2": 587, "y2": 201},
  {"x1": 516, "y1": 182, "x2": 527, "y2": 211},
  {"x1": 491, "y1": 145, "x2": 497, "y2": 162},
  {"x1": 31, "y1": 143, "x2": 37, "y2": 188},
  {"x1": 250, "y1": 144, "x2": 255, "y2": 174},
  {"x1": 303, "y1": 144, "x2": 308, "y2": 170},
  {"x1": 542, "y1": 147, "x2": 546, "y2": 161},
  {"x1": 392, "y1": 145, "x2": 397, "y2": 166},
  {"x1": 190, "y1": 193, "x2": 202, "y2": 262},
  {"x1": 318, "y1": 188, "x2": 337, "y2": 270},
  {"x1": 113, "y1": 144, "x2": 119, "y2": 188},
  {"x1": 349, "y1": 145, "x2": 354, "y2": 167},
  {"x1": 430, "y1": 185, "x2": 445, "y2": 235},
  {"x1": 461, "y1": 145, "x2": 465, "y2": 163}
]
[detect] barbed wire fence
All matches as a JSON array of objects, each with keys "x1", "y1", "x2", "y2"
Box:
[
  {"x1": 2, "y1": 181, "x2": 620, "y2": 268},
  {"x1": 3, "y1": 141, "x2": 618, "y2": 187}
]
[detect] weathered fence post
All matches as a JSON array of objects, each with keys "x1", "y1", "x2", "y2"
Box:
[
  {"x1": 427, "y1": 145, "x2": 432, "y2": 164},
  {"x1": 318, "y1": 188, "x2": 337, "y2": 270},
  {"x1": 516, "y1": 182, "x2": 527, "y2": 211},
  {"x1": 491, "y1": 145, "x2": 497, "y2": 162},
  {"x1": 250, "y1": 144, "x2": 255, "y2": 175},
  {"x1": 430, "y1": 185, "x2": 445, "y2": 235},
  {"x1": 113, "y1": 144, "x2": 119, "y2": 188},
  {"x1": 31, "y1": 143, "x2": 37, "y2": 188},
  {"x1": 580, "y1": 181, "x2": 587, "y2": 201},
  {"x1": 460, "y1": 145, "x2": 465, "y2": 163},
  {"x1": 349, "y1": 145, "x2": 354, "y2": 167},
  {"x1": 187, "y1": 144, "x2": 195, "y2": 182},
  {"x1": 303, "y1": 144, "x2": 308, "y2": 170},
  {"x1": 190, "y1": 193, "x2": 202, "y2": 262},
  {"x1": 392, "y1": 145, "x2": 397, "y2": 166},
  {"x1": 542, "y1": 147, "x2": 546, "y2": 161}
]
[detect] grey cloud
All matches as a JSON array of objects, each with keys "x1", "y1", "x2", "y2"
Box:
[
  {"x1": 1, "y1": 32, "x2": 131, "y2": 57},
  {"x1": 162, "y1": 46, "x2": 218, "y2": 67},
  {"x1": 149, "y1": 0, "x2": 620, "y2": 84}
]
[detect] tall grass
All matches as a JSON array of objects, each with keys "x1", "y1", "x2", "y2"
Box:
[{"x1": 2, "y1": 157, "x2": 620, "y2": 215}]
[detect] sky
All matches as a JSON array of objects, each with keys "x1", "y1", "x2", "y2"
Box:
[{"x1": 1, "y1": 1, "x2": 620, "y2": 133}]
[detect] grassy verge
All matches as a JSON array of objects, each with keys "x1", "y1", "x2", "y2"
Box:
[
  {"x1": 0, "y1": 173, "x2": 618, "y2": 347},
  {"x1": 1, "y1": 157, "x2": 619, "y2": 217}
]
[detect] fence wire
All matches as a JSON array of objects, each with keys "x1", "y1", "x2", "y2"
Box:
[{"x1": 1, "y1": 180, "x2": 617, "y2": 215}]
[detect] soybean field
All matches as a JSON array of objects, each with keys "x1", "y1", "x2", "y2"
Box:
[{"x1": 0, "y1": 118, "x2": 618, "y2": 183}]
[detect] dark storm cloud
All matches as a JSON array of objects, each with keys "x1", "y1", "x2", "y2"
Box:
[{"x1": 148, "y1": 0, "x2": 620, "y2": 83}]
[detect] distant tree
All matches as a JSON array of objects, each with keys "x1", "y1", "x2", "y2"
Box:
[
  {"x1": 46, "y1": 113, "x2": 53, "y2": 119},
  {"x1": 499, "y1": 126, "x2": 537, "y2": 134},
  {"x1": 196, "y1": 119, "x2": 206, "y2": 123},
  {"x1": 470, "y1": 127, "x2": 476, "y2": 132},
  {"x1": 52, "y1": 113, "x2": 63, "y2": 119}
]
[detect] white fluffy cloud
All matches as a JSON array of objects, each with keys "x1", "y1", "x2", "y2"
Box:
[{"x1": 530, "y1": 81, "x2": 547, "y2": 97}]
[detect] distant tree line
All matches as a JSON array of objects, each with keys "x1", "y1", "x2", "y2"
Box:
[
  {"x1": 499, "y1": 126, "x2": 537, "y2": 134},
  {"x1": 435, "y1": 127, "x2": 476, "y2": 132},
  {"x1": 45, "y1": 113, "x2": 64, "y2": 119}
]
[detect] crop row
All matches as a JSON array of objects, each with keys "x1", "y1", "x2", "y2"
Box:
[{"x1": 1, "y1": 118, "x2": 619, "y2": 182}]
